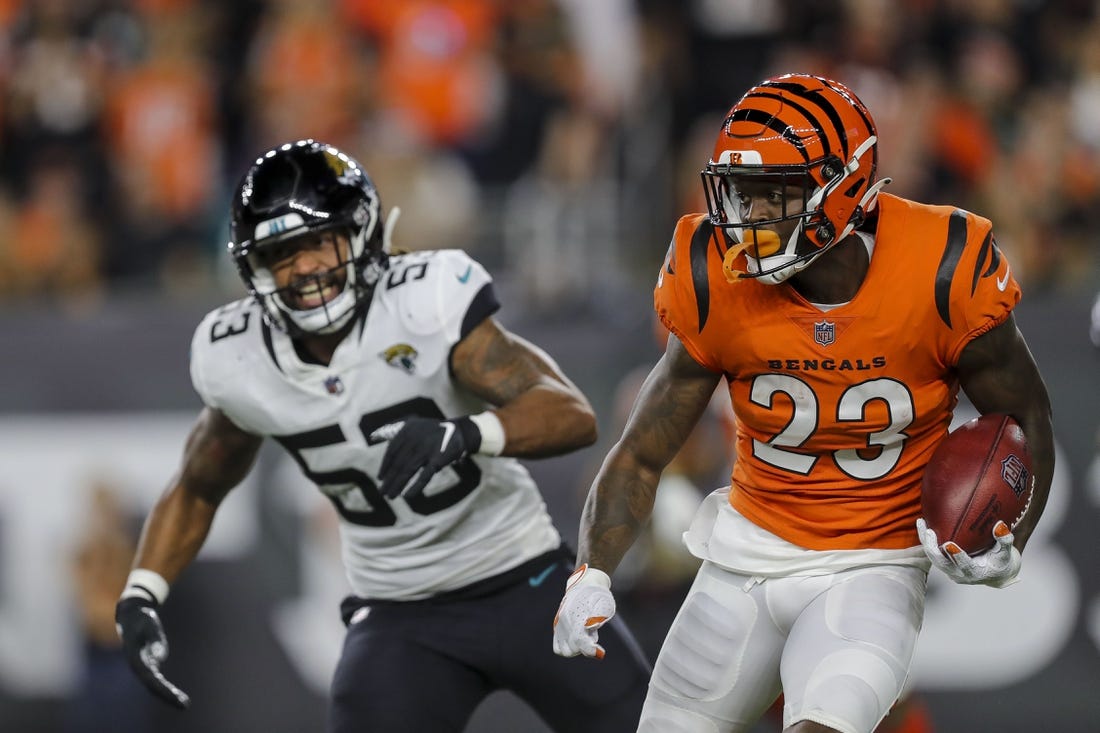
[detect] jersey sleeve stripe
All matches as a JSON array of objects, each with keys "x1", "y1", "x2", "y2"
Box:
[
  {"x1": 934, "y1": 210, "x2": 970, "y2": 328},
  {"x1": 459, "y1": 282, "x2": 501, "y2": 339},
  {"x1": 982, "y1": 240, "x2": 1001, "y2": 277},
  {"x1": 689, "y1": 219, "x2": 715, "y2": 332},
  {"x1": 970, "y1": 231, "x2": 998, "y2": 295},
  {"x1": 976, "y1": 232, "x2": 1003, "y2": 292}
]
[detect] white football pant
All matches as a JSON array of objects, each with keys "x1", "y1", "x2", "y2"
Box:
[{"x1": 637, "y1": 559, "x2": 927, "y2": 733}]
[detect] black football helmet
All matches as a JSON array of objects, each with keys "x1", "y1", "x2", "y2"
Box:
[{"x1": 229, "y1": 139, "x2": 387, "y2": 334}]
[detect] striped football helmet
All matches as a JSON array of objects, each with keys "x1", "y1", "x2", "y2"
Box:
[{"x1": 702, "y1": 73, "x2": 890, "y2": 284}]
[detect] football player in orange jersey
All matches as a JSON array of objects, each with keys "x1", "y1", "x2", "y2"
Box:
[{"x1": 553, "y1": 74, "x2": 1054, "y2": 733}]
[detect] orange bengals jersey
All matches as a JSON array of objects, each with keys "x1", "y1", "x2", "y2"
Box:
[{"x1": 654, "y1": 193, "x2": 1021, "y2": 550}]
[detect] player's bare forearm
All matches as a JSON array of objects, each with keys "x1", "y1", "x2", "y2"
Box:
[
  {"x1": 452, "y1": 318, "x2": 597, "y2": 456},
  {"x1": 132, "y1": 482, "x2": 220, "y2": 583},
  {"x1": 577, "y1": 448, "x2": 662, "y2": 573},
  {"x1": 577, "y1": 336, "x2": 721, "y2": 574},
  {"x1": 132, "y1": 408, "x2": 262, "y2": 582},
  {"x1": 957, "y1": 316, "x2": 1054, "y2": 549}
]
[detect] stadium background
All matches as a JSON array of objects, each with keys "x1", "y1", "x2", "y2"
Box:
[{"x1": 1, "y1": 1, "x2": 1098, "y2": 731}]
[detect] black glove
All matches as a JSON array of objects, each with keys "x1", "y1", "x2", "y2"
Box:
[
  {"x1": 372, "y1": 416, "x2": 481, "y2": 499},
  {"x1": 115, "y1": 595, "x2": 191, "y2": 709}
]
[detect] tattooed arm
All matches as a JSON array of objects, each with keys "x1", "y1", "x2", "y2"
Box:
[
  {"x1": 451, "y1": 316, "x2": 598, "y2": 457},
  {"x1": 577, "y1": 335, "x2": 721, "y2": 574}
]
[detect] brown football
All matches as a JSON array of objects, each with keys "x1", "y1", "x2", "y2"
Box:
[{"x1": 921, "y1": 413, "x2": 1033, "y2": 555}]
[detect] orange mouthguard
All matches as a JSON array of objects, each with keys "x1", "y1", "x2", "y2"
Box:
[
  {"x1": 721, "y1": 230, "x2": 782, "y2": 283},
  {"x1": 745, "y1": 229, "x2": 782, "y2": 257}
]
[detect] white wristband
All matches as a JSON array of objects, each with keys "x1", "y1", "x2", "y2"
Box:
[
  {"x1": 120, "y1": 568, "x2": 170, "y2": 605},
  {"x1": 469, "y1": 411, "x2": 506, "y2": 456}
]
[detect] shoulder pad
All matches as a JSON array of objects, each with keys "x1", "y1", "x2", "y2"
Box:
[
  {"x1": 190, "y1": 297, "x2": 264, "y2": 409},
  {"x1": 379, "y1": 250, "x2": 494, "y2": 341},
  {"x1": 931, "y1": 209, "x2": 1018, "y2": 334},
  {"x1": 655, "y1": 214, "x2": 720, "y2": 334}
]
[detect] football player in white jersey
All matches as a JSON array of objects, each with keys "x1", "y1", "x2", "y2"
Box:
[{"x1": 114, "y1": 139, "x2": 650, "y2": 732}]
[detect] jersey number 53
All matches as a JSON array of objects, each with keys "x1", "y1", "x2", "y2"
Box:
[{"x1": 273, "y1": 397, "x2": 481, "y2": 526}]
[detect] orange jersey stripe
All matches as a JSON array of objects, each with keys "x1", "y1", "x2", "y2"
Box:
[{"x1": 654, "y1": 194, "x2": 1020, "y2": 550}]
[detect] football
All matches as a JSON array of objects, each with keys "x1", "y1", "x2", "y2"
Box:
[{"x1": 921, "y1": 413, "x2": 1033, "y2": 555}]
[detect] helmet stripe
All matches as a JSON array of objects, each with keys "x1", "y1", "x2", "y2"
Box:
[
  {"x1": 743, "y1": 90, "x2": 832, "y2": 160},
  {"x1": 727, "y1": 108, "x2": 810, "y2": 163},
  {"x1": 764, "y1": 80, "x2": 853, "y2": 161}
]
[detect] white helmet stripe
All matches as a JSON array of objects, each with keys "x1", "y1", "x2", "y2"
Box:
[{"x1": 255, "y1": 213, "x2": 307, "y2": 240}]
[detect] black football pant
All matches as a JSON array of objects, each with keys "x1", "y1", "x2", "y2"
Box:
[{"x1": 328, "y1": 546, "x2": 650, "y2": 733}]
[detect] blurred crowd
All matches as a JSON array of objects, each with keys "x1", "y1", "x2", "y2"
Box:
[{"x1": 1, "y1": 0, "x2": 1099, "y2": 310}]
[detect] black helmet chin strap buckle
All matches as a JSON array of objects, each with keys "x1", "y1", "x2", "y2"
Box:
[{"x1": 814, "y1": 222, "x2": 835, "y2": 245}]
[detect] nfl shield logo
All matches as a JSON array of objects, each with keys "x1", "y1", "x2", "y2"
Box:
[
  {"x1": 1001, "y1": 454, "x2": 1030, "y2": 497},
  {"x1": 814, "y1": 320, "x2": 835, "y2": 346}
]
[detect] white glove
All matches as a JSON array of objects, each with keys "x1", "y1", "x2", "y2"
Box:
[
  {"x1": 552, "y1": 564, "x2": 616, "y2": 659},
  {"x1": 916, "y1": 518, "x2": 1022, "y2": 588}
]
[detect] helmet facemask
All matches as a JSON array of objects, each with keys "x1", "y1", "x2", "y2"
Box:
[
  {"x1": 704, "y1": 161, "x2": 817, "y2": 284},
  {"x1": 240, "y1": 219, "x2": 381, "y2": 335}
]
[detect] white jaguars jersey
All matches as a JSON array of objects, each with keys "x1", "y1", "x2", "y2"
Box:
[{"x1": 190, "y1": 249, "x2": 562, "y2": 600}]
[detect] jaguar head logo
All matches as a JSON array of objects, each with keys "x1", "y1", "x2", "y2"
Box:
[{"x1": 380, "y1": 343, "x2": 418, "y2": 374}]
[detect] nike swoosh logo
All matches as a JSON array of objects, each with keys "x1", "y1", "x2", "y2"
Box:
[
  {"x1": 528, "y1": 564, "x2": 557, "y2": 587},
  {"x1": 456, "y1": 265, "x2": 472, "y2": 283},
  {"x1": 438, "y1": 422, "x2": 455, "y2": 453},
  {"x1": 996, "y1": 266, "x2": 1010, "y2": 291}
]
